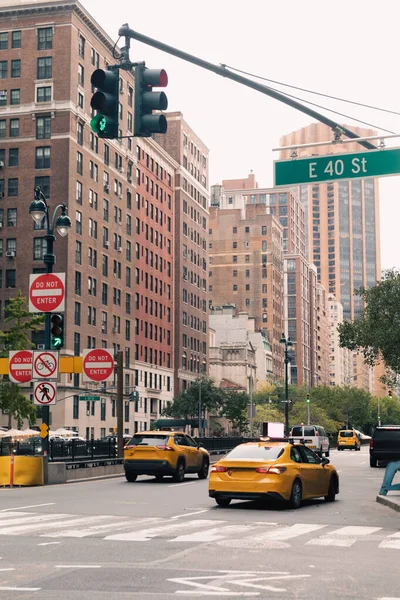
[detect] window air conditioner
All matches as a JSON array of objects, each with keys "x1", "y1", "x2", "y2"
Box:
[
  {"x1": 6, "y1": 251, "x2": 15, "y2": 257},
  {"x1": 104, "y1": 184, "x2": 110, "y2": 192},
  {"x1": 117, "y1": 247, "x2": 122, "y2": 253},
  {"x1": 37, "y1": 344, "x2": 45, "y2": 350},
  {"x1": 127, "y1": 176, "x2": 132, "y2": 183},
  {"x1": 104, "y1": 241, "x2": 109, "y2": 248},
  {"x1": 0, "y1": 161, "x2": 4, "y2": 168},
  {"x1": 101, "y1": 325, "x2": 106, "y2": 333}
]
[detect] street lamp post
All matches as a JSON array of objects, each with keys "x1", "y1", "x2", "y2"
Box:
[
  {"x1": 279, "y1": 333, "x2": 293, "y2": 438},
  {"x1": 29, "y1": 187, "x2": 71, "y2": 463},
  {"x1": 198, "y1": 378, "x2": 202, "y2": 438}
]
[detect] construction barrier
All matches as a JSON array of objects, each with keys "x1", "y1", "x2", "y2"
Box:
[{"x1": 0, "y1": 455, "x2": 43, "y2": 486}]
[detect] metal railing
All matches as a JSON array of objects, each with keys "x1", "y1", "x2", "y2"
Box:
[{"x1": 0, "y1": 438, "x2": 118, "y2": 461}]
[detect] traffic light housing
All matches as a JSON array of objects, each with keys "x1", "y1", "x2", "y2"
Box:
[
  {"x1": 306, "y1": 394, "x2": 310, "y2": 404},
  {"x1": 90, "y1": 67, "x2": 119, "y2": 139},
  {"x1": 388, "y1": 390, "x2": 393, "y2": 398},
  {"x1": 134, "y1": 65, "x2": 168, "y2": 137},
  {"x1": 39, "y1": 423, "x2": 49, "y2": 439},
  {"x1": 50, "y1": 313, "x2": 64, "y2": 349}
]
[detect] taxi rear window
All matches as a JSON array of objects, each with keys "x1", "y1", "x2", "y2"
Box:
[
  {"x1": 126, "y1": 435, "x2": 169, "y2": 446},
  {"x1": 339, "y1": 431, "x2": 354, "y2": 438},
  {"x1": 225, "y1": 445, "x2": 284, "y2": 461}
]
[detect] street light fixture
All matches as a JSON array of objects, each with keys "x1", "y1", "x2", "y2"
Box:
[
  {"x1": 28, "y1": 187, "x2": 71, "y2": 464},
  {"x1": 279, "y1": 333, "x2": 293, "y2": 437}
]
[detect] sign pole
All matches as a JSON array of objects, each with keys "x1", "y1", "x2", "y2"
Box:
[{"x1": 116, "y1": 351, "x2": 124, "y2": 458}]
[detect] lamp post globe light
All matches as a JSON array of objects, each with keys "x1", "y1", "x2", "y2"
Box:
[
  {"x1": 28, "y1": 187, "x2": 71, "y2": 459},
  {"x1": 279, "y1": 333, "x2": 293, "y2": 437}
]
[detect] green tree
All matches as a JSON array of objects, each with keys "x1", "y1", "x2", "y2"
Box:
[
  {"x1": 0, "y1": 292, "x2": 43, "y2": 427},
  {"x1": 163, "y1": 376, "x2": 225, "y2": 419},
  {"x1": 220, "y1": 391, "x2": 249, "y2": 434},
  {"x1": 338, "y1": 269, "x2": 400, "y2": 374}
]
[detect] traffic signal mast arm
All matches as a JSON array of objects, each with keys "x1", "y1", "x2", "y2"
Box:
[{"x1": 117, "y1": 23, "x2": 377, "y2": 151}]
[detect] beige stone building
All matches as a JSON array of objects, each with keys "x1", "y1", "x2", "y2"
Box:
[{"x1": 316, "y1": 283, "x2": 330, "y2": 386}]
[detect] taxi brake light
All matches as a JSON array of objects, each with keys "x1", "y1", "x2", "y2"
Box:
[
  {"x1": 211, "y1": 465, "x2": 229, "y2": 472},
  {"x1": 256, "y1": 466, "x2": 287, "y2": 474},
  {"x1": 156, "y1": 445, "x2": 174, "y2": 451}
]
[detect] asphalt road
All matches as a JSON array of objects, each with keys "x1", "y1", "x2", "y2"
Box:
[{"x1": 0, "y1": 446, "x2": 399, "y2": 600}]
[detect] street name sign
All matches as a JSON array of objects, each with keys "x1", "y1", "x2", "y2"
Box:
[
  {"x1": 274, "y1": 147, "x2": 400, "y2": 186},
  {"x1": 82, "y1": 348, "x2": 114, "y2": 382},
  {"x1": 32, "y1": 350, "x2": 59, "y2": 381},
  {"x1": 33, "y1": 380, "x2": 57, "y2": 405},
  {"x1": 79, "y1": 395, "x2": 101, "y2": 401},
  {"x1": 8, "y1": 350, "x2": 32, "y2": 383},
  {"x1": 29, "y1": 273, "x2": 66, "y2": 313}
]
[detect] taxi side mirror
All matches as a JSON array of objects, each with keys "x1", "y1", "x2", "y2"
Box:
[
  {"x1": 197, "y1": 442, "x2": 203, "y2": 448},
  {"x1": 321, "y1": 458, "x2": 330, "y2": 467}
]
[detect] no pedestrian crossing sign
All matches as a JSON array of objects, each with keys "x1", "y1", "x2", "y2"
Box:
[
  {"x1": 8, "y1": 350, "x2": 33, "y2": 383},
  {"x1": 274, "y1": 147, "x2": 400, "y2": 186},
  {"x1": 29, "y1": 273, "x2": 65, "y2": 313},
  {"x1": 33, "y1": 380, "x2": 57, "y2": 405},
  {"x1": 82, "y1": 348, "x2": 114, "y2": 382}
]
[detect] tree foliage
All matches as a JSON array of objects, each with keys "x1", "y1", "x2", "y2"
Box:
[
  {"x1": 0, "y1": 292, "x2": 43, "y2": 426},
  {"x1": 163, "y1": 376, "x2": 225, "y2": 420},
  {"x1": 338, "y1": 269, "x2": 400, "y2": 374},
  {"x1": 220, "y1": 391, "x2": 249, "y2": 434}
]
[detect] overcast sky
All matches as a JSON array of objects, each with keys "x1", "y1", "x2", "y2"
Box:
[{"x1": 82, "y1": 0, "x2": 400, "y2": 272}]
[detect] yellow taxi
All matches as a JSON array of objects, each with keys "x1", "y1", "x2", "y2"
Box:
[
  {"x1": 123, "y1": 430, "x2": 210, "y2": 483},
  {"x1": 209, "y1": 439, "x2": 339, "y2": 509},
  {"x1": 337, "y1": 429, "x2": 361, "y2": 451}
]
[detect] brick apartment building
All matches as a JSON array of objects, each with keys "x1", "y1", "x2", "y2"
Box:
[
  {"x1": 155, "y1": 113, "x2": 209, "y2": 394},
  {"x1": 0, "y1": 0, "x2": 177, "y2": 436}
]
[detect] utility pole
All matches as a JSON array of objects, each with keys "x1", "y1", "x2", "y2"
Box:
[
  {"x1": 249, "y1": 369, "x2": 254, "y2": 437},
  {"x1": 306, "y1": 393, "x2": 310, "y2": 426},
  {"x1": 198, "y1": 379, "x2": 202, "y2": 438},
  {"x1": 116, "y1": 351, "x2": 124, "y2": 457}
]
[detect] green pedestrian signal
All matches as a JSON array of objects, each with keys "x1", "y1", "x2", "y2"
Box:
[
  {"x1": 50, "y1": 313, "x2": 64, "y2": 349},
  {"x1": 90, "y1": 67, "x2": 120, "y2": 139}
]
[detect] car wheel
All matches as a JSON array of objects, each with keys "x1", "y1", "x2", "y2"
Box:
[
  {"x1": 289, "y1": 479, "x2": 302, "y2": 509},
  {"x1": 216, "y1": 497, "x2": 231, "y2": 507},
  {"x1": 370, "y1": 456, "x2": 377, "y2": 468},
  {"x1": 325, "y1": 449, "x2": 330, "y2": 458},
  {"x1": 324, "y1": 476, "x2": 337, "y2": 502},
  {"x1": 198, "y1": 458, "x2": 209, "y2": 479},
  {"x1": 125, "y1": 472, "x2": 137, "y2": 482},
  {"x1": 173, "y1": 460, "x2": 185, "y2": 483}
]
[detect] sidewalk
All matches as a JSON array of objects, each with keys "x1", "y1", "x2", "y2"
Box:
[{"x1": 376, "y1": 494, "x2": 400, "y2": 513}]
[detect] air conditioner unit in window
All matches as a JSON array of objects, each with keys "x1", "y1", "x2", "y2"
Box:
[
  {"x1": 112, "y1": 327, "x2": 117, "y2": 333},
  {"x1": 6, "y1": 251, "x2": 15, "y2": 258},
  {"x1": 104, "y1": 241, "x2": 109, "y2": 248},
  {"x1": 120, "y1": 87, "x2": 125, "y2": 94},
  {"x1": 117, "y1": 219, "x2": 122, "y2": 225},
  {"x1": 36, "y1": 344, "x2": 45, "y2": 350},
  {"x1": 127, "y1": 176, "x2": 132, "y2": 184},
  {"x1": 117, "y1": 247, "x2": 122, "y2": 253},
  {"x1": 0, "y1": 223, "x2": 2, "y2": 228},
  {"x1": 118, "y1": 193, "x2": 123, "y2": 199},
  {"x1": 0, "y1": 161, "x2": 4, "y2": 168},
  {"x1": 118, "y1": 167, "x2": 124, "y2": 173},
  {"x1": 101, "y1": 325, "x2": 106, "y2": 333},
  {"x1": 104, "y1": 184, "x2": 110, "y2": 193}
]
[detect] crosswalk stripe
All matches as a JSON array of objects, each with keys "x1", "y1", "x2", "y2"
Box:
[
  {"x1": 0, "y1": 512, "x2": 31, "y2": 521},
  {"x1": 172, "y1": 524, "x2": 257, "y2": 543},
  {"x1": 44, "y1": 517, "x2": 163, "y2": 538},
  {"x1": 379, "y1": 539, "x2": 400, "y2": 549},
  {"x1": 327, "y1": 526, "x2": 382, "y2": 536},
  {"x1": 306, "y1": 537, "x2": 355, "y2": 547},
  {"x1": 0, "y1": 515, "x2": 112, "y2": 536},
  {"x1": 244, "y1": 523, "x2": 326, "y2": 542},
  {"x1": 104, "y1": 519, "x2": 224, "y2": 541},
  {"x1": 0, "y1": 513, "x2": 71, "y2": 532}
]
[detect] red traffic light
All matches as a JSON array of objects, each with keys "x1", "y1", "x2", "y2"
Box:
[{"x1": 143, "y1": 69, "x2": 168, "y2": 88}]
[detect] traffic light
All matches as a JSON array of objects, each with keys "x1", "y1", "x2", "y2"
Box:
[
  {"x1": 39, "y1": 423, "x2": 49, "y2": 439},
  {"x1": 90, "y1": 67, "x2": 119, "y2": 139},
  {"x1": 306, "y1": 394, "x2": 310, "y2": 404},
  {"x1": 388, "y1": 390, "x2": 393, "y2": 398},
  {"x1": 50, "y1": 313, "x2": 64, "y2": 349},
  {"x1": 134, "y1": 65, "x2": 168, "y2": 137}
]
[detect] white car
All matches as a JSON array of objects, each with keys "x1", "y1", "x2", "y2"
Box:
[{"x1": 289, "y1": 425, "x2": 330, "y2": 457}]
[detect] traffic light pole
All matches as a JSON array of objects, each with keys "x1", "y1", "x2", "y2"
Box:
[
  {"x1": 117, "y1": 24, "x2": 377, "y2": 151},
  {"x1": 116, "y1": 351, "x2": 124, "y2": 458}
]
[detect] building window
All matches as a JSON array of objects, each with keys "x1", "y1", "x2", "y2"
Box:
[
  {"x1": 102, "y1": 283, "x2": 108, "y2": 305},
  {"x1": 0, "y1": 61, "x2": 7, "y2": 79},
  {"x1": 8, "y1": 178, "x2": 18, "y2": 196},
  {"x1": 77, "y1": 151, "x2": 83, "y2": 175},
  {"x1": 11, "y1": 59, "x2": 21, "y2": 78},
  {"x1": 76, "y1": 211, "x2": 82, "y2": 235},
  {"x1": 76, "y1": 181, "x2": 82, "y2": 204},
  {"x1": 36, "y1": 116, "x2": 51, "y2": 139},
  {"x1": 261, "y1": 225, "x2": 267, "y2": 235},
  {"x1": 0, "y1": 119, "x2": 5, "y2": 137},
  {"x1": 36, "y1": 86, "x2": 51, "y2": 103},
  {"x1": 75, "y1": 271, "x2": 81, "y2": 295},
  {"x1": 9, "y1": 119, "x2": 19, "y2": 137},
  {"x1": 78, "y1": 64, "x2": 84, "y2": 86},
  {"x1": 9, "y1": 89, "x2": 19, "y2": 106},
  {"x1": 0, "y1": 91, "x2": 5, "y2": 107},
  {"x1": 34, "y1": 176, "x2": 49, "y2": 199},
  {"x1": 12, "y1": 31, "x2": 21, "y2": 49},
  {"x1": 0, "y1": 33, "x2": 8, "y2": 50},
  {"x1": 35, "y1": 147, "x2": 50, "y2": 169},
  {"x1": 79, "y1": 35, "x2": 85, "y2": 58},
  {"x1": 37, "y1": 57, "x2": 52, "y2": 79},
  {"x1": 5, "y1": 269, "x2": 16, "y2": 288},
  {"x1": 77, "y1": 122, "x2": 83, "y2": 146},
  {"x1": 8, "y1": 148, "x2": 19, "y2": 167},
  {"x1": 38, "y1": 27, "x2": 53, "y2": 50},
  {"x1": 7, "y1": 208, "x2": 17, "y2": 226},
  {"x1": 78, "y1": 91, "x2": 84, "y2": 109},
  {"x1": 75, "y1": 240, "x2": 82, "y2": 264}
]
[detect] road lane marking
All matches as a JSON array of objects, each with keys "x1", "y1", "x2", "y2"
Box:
[
  {"x1": 171, "y1": 510, "x2": 209, "y2": 519},
  {"x1": 37, "y1": 542, "x2": 61, "y2": 546},
  {"x1": 0, "y1": 503, "x2": 55, "y2": 512},
  {"x1": 168, "y1": 481, "x2": 199, "y2": 488},
  {"x1": 105, "y1": 519, "x2": 223, "y2": 541},
  {"x1": 246, "y1": 523, "x2": 326, "y2": 541},
  {"x1": 0, "y1": 513, "x2": 71, "y2": 530},
  {"x1": 307, "y1": 525, "x2": 382, "y2": 547},
  {"x1": 0, "y1": 587, "x2": 41, "y2": 592},
  {"x1": 172, "y1": 525, "x2": 256, "y2": 543},
  {"x1": 0, "y1": 568, "x2": 15, "y2": 571},
  {"x1": 306, "y1": 537, "x2": 355, "y2": 547},
  {"x1": 327, "y1": 526, "x2": 382, "y2": 536},
  {"x1": 55, "y1": 565, "x2": 101, "y2": 569},
  {"x1": 0, "y1": 514, "x2": 112, "y2": 535},
  {"x1": 46, "y1": 517, "x2": 162, "y2": 538}
]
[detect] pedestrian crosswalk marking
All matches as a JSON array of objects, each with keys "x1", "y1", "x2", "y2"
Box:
[{"x1": 0, "y1": 511, "x2": 398, "y2": 550}]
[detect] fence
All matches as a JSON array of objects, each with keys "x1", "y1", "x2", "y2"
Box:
[{"x1": 0, "y1": 438, "x2": 118, "y2": 461}]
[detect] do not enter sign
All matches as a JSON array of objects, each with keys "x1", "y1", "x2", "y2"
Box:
[
  {"x1": 82, "y1": 348, "x2": 114, "y2": 382},
  {"x1": 29, "y1": 273, "x2": 65, "y2": 313},
  {"x1": 9, "y1": 350, "x2": 33, "y2": 383}
]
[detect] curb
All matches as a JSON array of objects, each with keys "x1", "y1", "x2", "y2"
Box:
[{"x1": 376, "y1": 494, "x2": 400, "y2": 512}]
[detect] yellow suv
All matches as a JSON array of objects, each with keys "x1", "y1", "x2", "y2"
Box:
[
  {"x1": 337, "y1": 430, "x2": 361, "y2": 451},
  {"x1": 123, "y1": 430, "x2": 210, "y2": 483}
]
